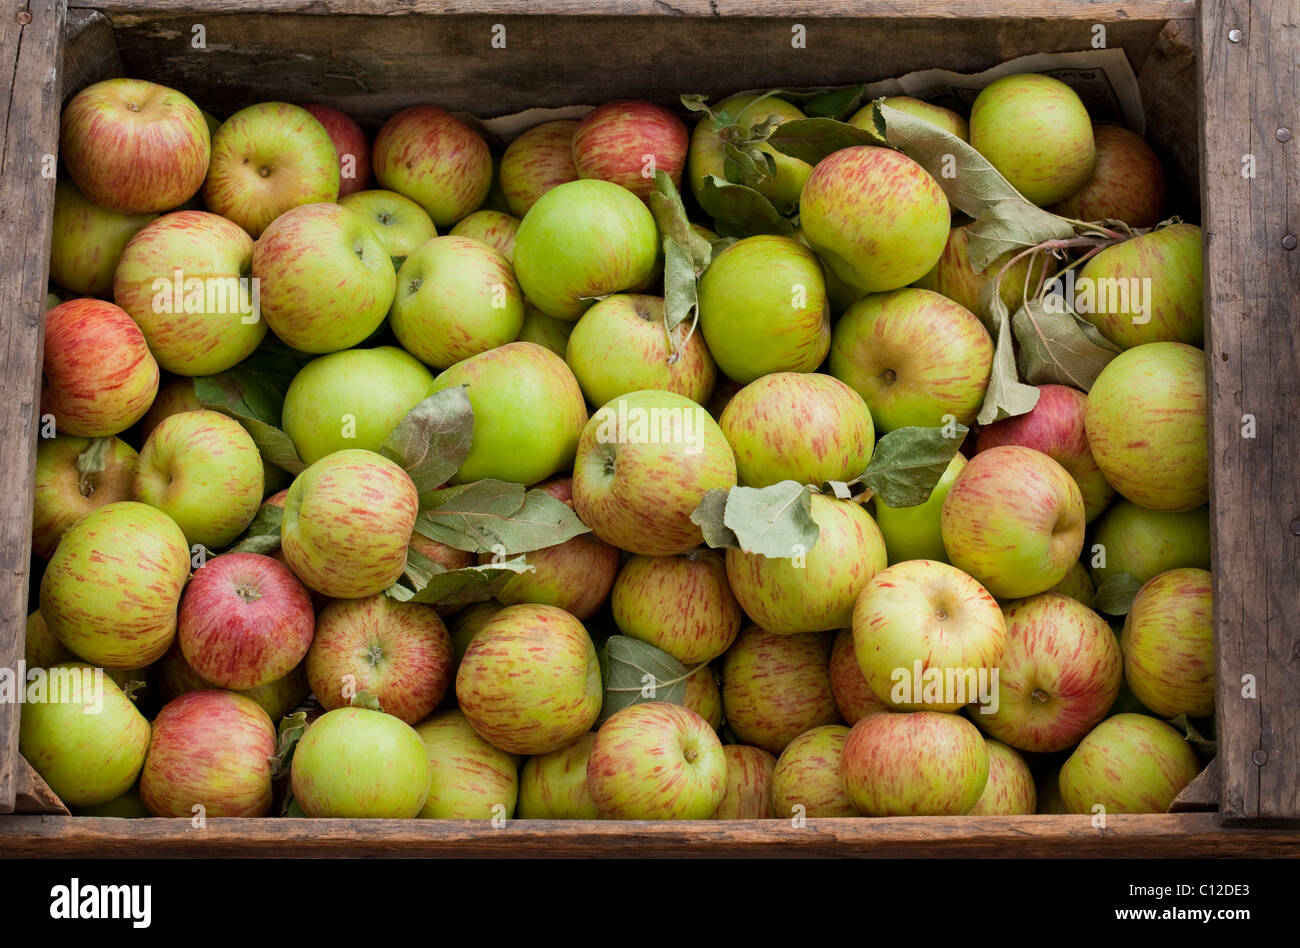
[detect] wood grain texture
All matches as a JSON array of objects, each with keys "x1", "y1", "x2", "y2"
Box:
[
  {"x1": 1138, "y1": 16, "x2": 1200, "y2": 216},
  {"x1": 1, "y1": 813, "x2": 1297, "y2": 857},
  {"x1": 1170, "y1": 757, "x2": 1220, "y2": 812},
  {"x1": 61, "y1": 8, "x2": 123, "y2": 105},
  {"x1": 0, "y1": 0, "x2": 64, "y2": 816},
  {"x1": 1201, "y1": 0, "x2": 1300, "y2": 824},
  {"x1": 11, "y1": 756, "x2": 68, "y2": 815}
]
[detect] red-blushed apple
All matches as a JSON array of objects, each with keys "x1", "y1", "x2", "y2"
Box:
[
  {"x1": 500, "y1": 119, "x2": 580, "y2": 218},
  {"x1": 972, "y1": 593, "x2": 1122, "y2": 753},
  {"x1": 178, "y1": 552, "x2": 314, "y2": 690},
  {"x1": 689, "y1": 93, "x2": 812, "y2": 213},
  {"x1": 308, "y1": 594, "x2": 454, "y2": 724},
  {"x1": 829, "y1": 628, "x2": 891, "y2": 724},
  {"x1": 587, "y1": 702, "x2": 726, "y2": 819},
  {"x1": 573, "y1": 389, "x2": 737, "y2": 556},
  {"x1": 967, "y1": 739, "x2": 1036, "y2": 815},
  {"x1": 1058, "y1": 713, "x2": 1200, "y2": 814},
  {"x1": 410, "y1": 532, "x2": 475, "y2": 575},
  {"x1": 140, "y1": 690, "x2": 276, "y2": 817},
  {"x1": 720, "y1": 373, "x2": 874, "y2": 488},
  {"x1": 415, "y1": 709, "x2": 519, "y2": 819},
  {"x1": 684, "y1": 665, "x2": 725, "y2": 730},
  {"x1": 40, "y1": 502, "x2": 190, "y2": 669},
  {"x1": 1085, "y1": 342, "x2": 1208, "y2": 512},
  {"x1": 42, "y1": 299, "x2": 159, "y2": 438},
  {"x1": 154, "y1": 641, "x2": 309, "y2": 722},
  {"x1": 830, "y1": 288, "x2": 993, "y2": 432},
  {"x1": 912, "y1": 223, "x2": 1058, "y2": 326},
  {"x1": 852, "y1": 95, "x2": 969, "y2": 141},
  {"x1": 449, "y1": 210, "x2": 520, "y2": 263},
  {"x1": 976, "y1": 384, "x2": 1114, "y2": 522},
  {"x1": 712, "y1": 745, "x2": 777, "y2": 819},
  {"x1": 610, "y1": 549, "x2": 741, "y2": 665},
  {"x1": 517, "y1": 732, "x2": 600, "y2": 819},
  {"x1": 204, "y1": 102, "x2": 340, "y2": 237},
  {"x1": 1051, "y1": 560, "x2": 1096, "y2": 604},
  {"x1": 1050, "y1": 124, "x2": 1166, "y2": 228},
  {"x1": 140, "y1": 377, "x2": 201, "y2": 440},
  {"x1": 60, "y1": 78, "x2": 210, "y2": 214},
  {"x1": 872, "y1": 453, "x2": 966, "y2": 565},
  {"x1": 291, "y1": 707, "x2": 432, "y2": 818},
  {"x1": 49, "y1": 180, "x2": 157, "y2": 296},
  {"x1": 840, "y1": 710, "x2": 989, "y2": 816},
  {"x1": 456, "y1": 604, "x2": 602, "y2": 754},
  {"x1": 572, "y1": 100, "x2": 688, "y2": 201},
  {"x1": 372, "y1": 105, "x2": 493, "y2": 227},
  {"x1": 302, "y1": 103, "x2": 372, "y2": 197},
  {"x1": 852, "y1": 559, "x2": 1007, "y2": 712},
  {"x1": 941, "y1": 445, "x2": 1086, "y2": 598},
  {"x1": 338, "y1": 189, "x2": 437, "y2": 261},
  {"x1": 801, "y1": 146, "x2": 950, "y2": 293},
  {"x1": 1121, "y1": 567, "x2": 1214, "y2": 718},
  {"x1": 32, "y1": 435, "x2": 138, "y2": 560},
  {"x1": 565, "y1": 294, "x2": 717, "y2": 408},
  {"x1": 722, "y1": 627, "x2": 840, "y2": 755},
  {"x1": 23, "y1": 611, "x2": 74, "y2": 669},
  {"x1": 1089, "y1": 500, "x2": 1211, "y2": 588},
  {"x1": 726, "y1": 494, "x2": 887, "y2": 635},
  {"x1": 771, "y1": 724, "x2": 858, "y2": 818}
]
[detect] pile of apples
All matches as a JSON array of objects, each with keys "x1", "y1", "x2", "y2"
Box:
[{"x1": 22, "y1": 68, "x2": 1211, "y2": 823}]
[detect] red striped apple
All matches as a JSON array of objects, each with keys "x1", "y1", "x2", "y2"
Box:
[
  {"x1": 141, "y1": 378, "x2": 201, "y2": 440},
  {"x1": 373, "y1": 105, "x2": 492, "y2": 228},
  {"x1": 500, "y1": 119, "x2": 580, "y2": 217},
  {"x1": 338, "y1": 189, "x2": 437, "y2": 260},
  {"x1": 829, "y1": 628, "x2": 890, "y2": 724},
  {"x1": 154, "y1": 641, "x2": 309, "y2": 722},
  {"x1": 291, "y1": 707, "x2": 431, "y2": 818},
  {"x1": 49, "y1": 180, "x2": 156, "y2": 296},
  {"x1": 32, "y1": 435, "x2": 138, "y2": 560},
  {"x1": 449, "y1": 210, "x2": 519, "y2": 263},
  {"x1": 415, "y1": 709, "x2": 519, "y2": 819},
  {"x1": 689, "y1": 94, "x2": 812, "y2": 213},
  {"x1": 302, "y1": 103, "x2": 372, "y2": 197},
  {"x1": 1050, "y1": 124, "x2": 1166, "y2": 228},
  {"x1": 722, "y1": 627, "x2": 840, "y2": 755},
  {"x1": 853, "y1": 96, "x2": 969, "y2": 141},
  {"x1": 912, "y1": 223, "x2": 1058, "y2": 323},
  {"x1": 684, "y1": 665, "x2": 724, "y2": 730},
  {"x1": 968, "y1": 739, "x2": 1036, "y2": 815},
  {"x1": 713, "y1": 745, "x2": 777, "y2": 819},
  {"x1": 1089, "y1": 500, "x2": 1211, "y2": 587},
  {"x1": 771, "y1": 724, "x2": 858, "y2": 818},
  {"x1": 1121, "y1": 567, "x2": 1214, "y2": 718},
  {"x1": 572, "y1": 100, "x2": 688, "y2": 201},
  {"x1": 1059, "y1": 713, "x2": 1199, "y2": 814},
  {"x1": 517, "y1": 732, "x2": 600, "y2": 819},
  {"x1": 611, "y1": 548, "x2": 741, "y2": 665}
]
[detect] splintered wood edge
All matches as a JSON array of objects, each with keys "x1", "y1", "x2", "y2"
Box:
[
  {"x1": 1170, "y1": 758, "x2": 1221, "y2": 812},
  {"x1": 11, "y1": 757, "x2": 69, "y2": 816}
]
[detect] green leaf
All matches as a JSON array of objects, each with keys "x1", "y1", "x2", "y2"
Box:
[
  {"x1": 977, "y1": 304, "x2": 1040, "y2": 426},
  {"x1": 765, "y1": 116, "x2": 881, "y2": 167},
  {"x1": 229, "y1": 502, "x2": 283, "y2": 555},
  {"x1": 660, "y1": 237, "x2": 701, "y2": 334},
  {"x1": 722, "y1": 141, "x2": 778, "y2": 190},
  {"x1": 860, "y1": 425, "x2": 968, "y2": 508},
  {"x1": 379, "y1": 387, "x2": 475, "y2": 498},
  {"x1": 648, "y1": 171, "x2": 712, "y2": 268},
  {"x1": 349, "y1": 690, "x2": 383, "y2": 711},
  {"x1": 1012, "y1": 298, "x2": 1121, "y2": 391},
  {"x1": 194, "y1": 350, "x2": 308, "y2": 477},
  {"x1": 690, "y1": 489, "x2": 739, "y2": 550},
  {"x1": 414, "y1": 479, "x2": 590, "y2": 554},
  {"x1": 268, "y1": 711, "x2": 308, "y2": 778},
  {"x1": 598, "y1": 635, "x2": 691, "y2": 725},
  {"x1": 697, "y1": 174, "x2": 794, "y2": 239},
  {"x1": 778, "y1": 84, "x2": 867, "y2": 121},
  {"x1": 1092, "y1": 572, "x2": 1143, "y2": 616},
  {"x1": 722, "y1": 481, "x2": 819, "y2": 558},
  {"x1": 965, "y1": 201, "x2": 1077, "y2": 275},
  {"x1": 388, "y1": 557, "x2": 532, "y2": 609}
]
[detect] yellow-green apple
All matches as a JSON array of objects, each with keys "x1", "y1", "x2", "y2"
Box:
[
  {"x1": 587, "y1": 702, "x2": 726, "y2": 819},
  {"x1": 1121, "y1": 567, "x2": 1214, "y2": 718},
  {"x1": 373, "y1": 105, "x2": 492, "y2": 228},
  {"x1": 851, "y1": 95, "x2": 969, "y2": 141},
  {"x1": 140, "y1": 690, "x2": 276, "y2": 817},
  {"x1": 720, "y1": 372, "x2": 873, "y2": 487},
  {"x1": 518, "y1": 302, "x2": 574, "y2": 358},
  {"x1": 830, "y1": 288, "x2": 993, "y2": 432},
  {"x1": 40, "y1": 502, "x2": 189, "y2": 667},
  {"x1": 484, "y1": 477, "x2": 620, "y2": 621},
  {"x1": 1058, "y1": 713, "x2": 1200, "y2": 814},
  {"x1": 1051, "y1": 560, "x2": 1095, "y2": 604},
  {"x1": 23, "y1": 611, "x2": 74, "y2": 668},
  {"x1": 771, "y1": 724, "x2": 857, "y2": 818},
  {"x1": 308, "y1": 594, "x2": 454, "y2": 724},
  {"x1": 71, "y1": 786, "x2": 151, "y2": 819},
  {"x1": 338, "y1": 189, "x2": 437, "y2": 262},
  {"x1": 49, "y1": 180, "x2": 157, "y2": 296},
  {"x1": 572, "y1": 100, "x2": 688, "y2": 201},
  {"x1": 713, "y1": 745, "x2": 777, "y2": 819},
  {"x1": 132, "y1": 409, "x2": 263, "y2": 549},
  {"x1": 60, "y1": 78, "x2": 210, "y2": 214},
  {"x1": 829, "y1": 628, "x2": 890, "y2": 724},
  {"x1": 513, "y1": 179, "x2": 659, "y2": 320},
  {"x1": 280, "y1": 449, "x2": 419, "y2": 598},
  {"x1": 178, "y1": 552, "x2": 314, "y2": 690},
  {"x1": 1050, "y1": 124, "x2": 1166, "y2": 228},
  {"x1": 610, "y1": 548, "x2": 741, "y2": 665},
  {"x1": 154, "y1": 641, "x2": 309, "y2": 722},
  {"x1": 204, "y1": 102, "x2": 339, "y2": 237},
  {"x1": 972, "y1": 593, "x2": 1122, "y2": 752},
  {"x1": 967, "y1": 739, "x2": 1036, "y2": 815},
  {"x1": 252, "y1": 202, "x2": 396, "y2": 353},
  {"x1": 722, "y1": 627, "x2": 840, "y2": 755},
  {"x1": 573, "y1": 389, "x2": 737, "y2": 555},
  {"x1": 1085, "y1": 341, "x2": 1208, "y2": 511},
  {"x1": 841, "y1": 710, "x2": 989, "y2": 816},
  {"x1": 302, "y1": 103, "x2": 372, "y2": 197},
  {"x1": 852, "y1": 559, "x2": 1007, "y2": 712},
  {"x1": 456, "y1": 604, "x2": 602, "y2": 754},
  {"x1": 1075, "y1": 223, "x2": 1203, "y2": 348},
  {"x1": 517, "y1": 732, "x2": 600, "y2": 819},
  {"x1": 725, "y1": 494, "x2": 887, "y2": 634},
  {"x1": 696, "y1": 235, "x2": 830, "y2": 384},
  {"x1": 446, "y1": 601, "x2": 501, "y2": 676},
  {"x1": 449, "y1": 210, "x2": 520, "y2": 262},
  {"x1": 290, "y1": 706, "x2": 431, "y2": 818},
  {"x1": 976, "y1": 384, "x2": 1115, "y2": 522},
  {"x1": 565, "y1": 294, "x2": 717, "y2": 407},
  {"x1": 390, "y1": 235, "x2": 523, "y2": 369},
  {"x1": 912, "y1": 224, "x2": 1058, "y2": 325},
  {"x1": 684, "y1": 665, "x2": 724, "y2": 731},
  {"x1": 429, "y1": 341, "x2": 588, "y2": 485},
  {"x1": 281, "y1": 345, "x2": 436, "y2": 464},
  {"x1": 969, "y1": 74, "x2": 1095, "y2": 206},
  {"x1": 19, "y1": 663, "x2": 150, "y2": 806},
  {"x1": 113, "y1": 210, "x2": 266, "y2": 375},
  {"x1": 872, "y1": 453, "x2": 966, "y2": 565},
  {"x1": 500, "y1": 119, "x2": 580, "y2": 217},
  {"x1": 801, "y1": 146, "x2": 950, "y2": 293},
  {"x1": 141, "y1": 377, "x2": 201, "y2": 439},
  {"x1": 415, "y1": 709, "x2": 519, "y2": 819},
  {"x1": 42, "y1": 299, "x2": 159, "y2": 438},
  {"x1": 1090, "y1": 500, "x2": 1211, "y2": 587},
  {"x1": 688, "y1": 93, "x2": 813, "y2": 213},
  {"x1": 32, "y1": 435, "x2": 137, "y2": 559},
  {"x1": 941, "y1": 446, "x2": 1086, "y2": 598}
]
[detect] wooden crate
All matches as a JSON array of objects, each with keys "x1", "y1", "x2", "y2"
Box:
[{"x1": 1, "y1": 0, "x2": 1297, "y2": 857}]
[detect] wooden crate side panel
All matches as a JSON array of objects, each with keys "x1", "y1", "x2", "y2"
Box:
[{"x1": 62, "y1": 9, "x2": 125, "y2": 104}]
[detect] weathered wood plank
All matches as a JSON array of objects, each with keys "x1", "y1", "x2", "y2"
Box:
[
  {"x1": 1137, "y1": 16, "x2": 1200, "y2": 215},
  {"x1": 0, "y1": 0, "x2": 65, "y2": 816},
  {"x1": 1200, "y1": 0, "x2": 1300, "y2": 823},
  {"x1": 11, "y1": 755, "x2": 68, "y2": 815},
  {"x1": 61, "y1": 8, "x2": 122, "y2": 105},
  {"x1": 1170, "y1": 757, "x2": 1220, "y2": 812}
]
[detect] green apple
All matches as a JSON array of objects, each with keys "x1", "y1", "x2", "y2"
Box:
[
  {"x1": 32, "y1": 435, "x2": 138, "y2": 560},
  {"x1": 1050, "y1": 560, "x2": 1096, "y2": 604},
  {"x1": 517, "y1": 732, "x2": 600, "y2": 819},
  {"x1": 872, "y1": 453, "x2": 966, "y2": 564},
  {"x1": 688, "y1": 93, "x2": 813, "y2": 213},
  {"x1": 338, "y1": 189, "x2": 437, "y2": 261},
  {"x1": 713, "y1": 744, "x2": 778, "y2": 819},
  {"x1": 851, "y1": 95, "x2": 969, "y2": 141},
  {"x1": 1089, "y1": 499, "x2": 1211, "y2": 587},
  {"x1": 449, "y1": 209, "x2": 520, "y2": 263},
  {"x1": 372, "y1": 105, "x2": 493, "y2": 228},
  {"x1": 967, "y1": 739, "x2": 1036, "y2": 815},
  {"x1": 771, "y1": 725, "x2": 857, "y2": 818},
  {"x1": 722, "y1": 627, "x2": 839, "y2": 755},
  {"x1": 50, "y1": 179, "x2": 156, "y2": 296},
  {"x1": 23, "y1": 611, "x2": 74, "y2": 669},
  {"x1": 610, "y1": 549, "x2": 742, "y2": 665},
  {"x1": 499, "y1": 119, "x2": 580, "y2": 218},
  {"x1": 415, "y1": 709, "x2": 519, "y2": 819},
  {"x1": 1121, "y1": 568, "x2": 1214, "y2": 718},
  {"x1": 1059, "y1": 713, "x2": 1200, "y2": 814},
  {"x1": 71, "y1": 785, "x2": 151, "y2": 818},
  {"x1": 517, "y1": 302, "x2": 574, "y2": 359}
]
